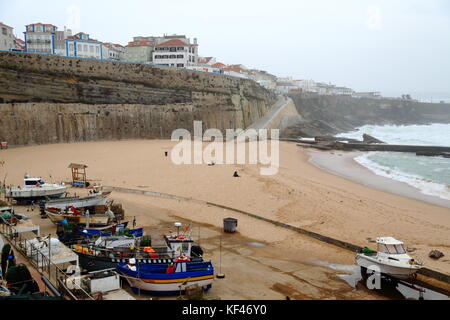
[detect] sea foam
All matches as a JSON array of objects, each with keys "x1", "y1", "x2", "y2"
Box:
[{"x1": 337, "y1": 124, "x2": 450, "y2": 201}]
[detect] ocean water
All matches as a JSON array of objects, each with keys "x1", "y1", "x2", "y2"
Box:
[{"x1": 336, "y1": 124, "x2": 450, "y2": 201}]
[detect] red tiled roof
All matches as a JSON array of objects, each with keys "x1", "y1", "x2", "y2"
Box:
[
  {"x1": 222, "y1": 65, "x2": 249, "y2": 74},
  {"x1": 126, "y1": 41, "x2": 155, "y2": 47},
  {"x1": 212, "y1": 62, "x2": 226, "y2": 67},
  {"x1": 156, "y1": 39, "x2": 189, "y2": 47},
  {"x1": 27, "y1": 23, "x2": 56, "y2": 27}
]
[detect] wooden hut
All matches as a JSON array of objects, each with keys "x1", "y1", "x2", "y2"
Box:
[{"x1": 68, "y1": 163, "x2": 88, "y2": 187}]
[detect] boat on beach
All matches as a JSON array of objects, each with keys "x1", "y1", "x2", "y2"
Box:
[
  {"x1": 43, "y1": 188, "x2": 111, "y2": 210},
  {"x1": 46, "y1": 208, "x2": 112, "y2": 227},
  {"x1": 44, "y1": 193, "x2": 110, "y2": 211},
  {"x1": 356, "y1": 237, "x2": 422, "y2": 279},
  {"x1": 73, "y1": 223, "x2": 204, "y2": 272},
  {"x1": 117, "y1": 260, "x2": 214, "y2": 296},
  {"x1": 6, "y1": 175, "x2": 67, "y2": 204}
]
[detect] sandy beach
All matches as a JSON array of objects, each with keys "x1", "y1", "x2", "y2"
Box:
[{"x1": 1, "y1": 139, "x2": 449, "y2": 299}]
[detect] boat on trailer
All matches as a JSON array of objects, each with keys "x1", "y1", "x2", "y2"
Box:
[
  {"x1": 6, "y1": 175, "x2": 67, "y2": 204},
  {"x1": 117, "y1": 260, "x2": 214, "y2": 296},
  {"x1": 356, "y1": 237, "x2": 422, "y2": 279}
]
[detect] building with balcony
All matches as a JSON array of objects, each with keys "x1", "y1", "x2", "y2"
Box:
[
  {"x1": 24, "y1": 23, "x2": 57, "y2": 54},
  {"x1": 0, "y1": 22, "x2": 15, "y2": 51}
]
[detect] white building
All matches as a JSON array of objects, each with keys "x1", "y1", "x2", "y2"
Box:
[
  {"x1": 294, "y1": 79, "x2": 317, "y2": 93},
  {"x1": 103, "y1": 42, "x2": 126, "y2": 60},
  {"x1": 187, "y1": 63, "x2": 221, "y2": 73},
  {"x1": 153, "y1": 38, "x2": 198, "y2": 68},
  {"x1": 54, "y1": 27, "x2": 72, "y2": 56},
  {"x1": 66, "y1": 32, "x2": 103, "y2": 59},
  {"x1": 276, "y1": 81, "x2": 299, "y2": 94},
  {"x1": 0, "y1": 22, "x2": 15, "y2": 51},
  {"x1": 24, "y1": 23, "x2": 57, "y2": 54}
]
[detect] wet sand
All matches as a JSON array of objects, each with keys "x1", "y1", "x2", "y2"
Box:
[{"x1": 1, "y1": 139, "x2": 449, "y2": 282}]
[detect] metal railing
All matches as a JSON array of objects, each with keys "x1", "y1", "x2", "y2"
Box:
[{"x1": 0, "y1": 223, "x2": 94, "y2": 300}]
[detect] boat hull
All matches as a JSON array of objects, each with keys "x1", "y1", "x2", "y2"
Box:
[
  {"x1": 77, "y1": 252, "x2": 175, "y2": 272},
  {"x1": 47, "y1": 211, "x2": 110, "y2": 227},
  {"x1": 117, "y1": 262, "x2": 214, "y2": 296},
  {"x1": 7, "y1": 186, "x2": 67, "y2": 203},
  {"x1": 356, "y1": 254, "x2": 420, "y2": 279},
  {"x1": 126, "y1": 277, "x2": 213, "y2": 296},
  {"x1": 45, "y1": 194, "x2": 108, "y2": 210}
]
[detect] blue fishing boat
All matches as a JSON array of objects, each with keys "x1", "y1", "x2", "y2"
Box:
[{"x1": 117, "y1": 261, "x2": 214, "y2": 296}]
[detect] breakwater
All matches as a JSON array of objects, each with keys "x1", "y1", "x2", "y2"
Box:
[
  {"x1": 0, "y1": 52, "x2": 276, "y2": 145},
  {"x1": 284, "y1": 93, "x2": 450, "y2": 137}
]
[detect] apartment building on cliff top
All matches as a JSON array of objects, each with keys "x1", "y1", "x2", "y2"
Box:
[
  {"x1": 24, "y1": 23, "x2": 57, "y2": 54},
  {"x1": 0, "y1": 22, "x2": 15, "y2": 51},
  {"x1": 153, "y1": 37, "x2": 198, "y2": 68}
]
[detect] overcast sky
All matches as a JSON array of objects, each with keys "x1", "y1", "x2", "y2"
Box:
[{"x1": 1, "y1": 0, "x2": 450, "y2": 100}]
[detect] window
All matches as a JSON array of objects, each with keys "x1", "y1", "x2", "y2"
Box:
[
  {"x1": 378, "y1": 243, "x2": 405, "y2": 254},
  {"x1": 90, "y1": 45, "x2": 94, "y2": 53},
  {"x1": 95, "y1": 46, "x2": 99, "y2": 53},
  {"x1": 84, "y1": 44, "x2": 88, "y2": 52},
  {"x1": 177, "y1": 55, "x2": 183, "y2": 58},
  {"x1": 2, "y1": 28, "x2": 6, "y2": 35},
  {"x1": 170, "y1": 47, "x2": 176, "y2": 52},
  {"x1": 177, "y1": 63, "x2": 184, "y2": 68},
  {"x1": 170, "y1": 55, "x2": 176, "y2": 58},
  {"x1": 69, "y1": 43, "x2": 74, "y2": 51}
]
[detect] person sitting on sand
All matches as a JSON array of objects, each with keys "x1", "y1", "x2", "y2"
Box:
[{"x1": 233, "y1": 171, "x2": 240, "y2": 178}]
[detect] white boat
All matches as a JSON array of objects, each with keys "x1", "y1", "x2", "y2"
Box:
[
  {"x1": 44, "y1": 191, "x2": 110, "y2": 210},
  {"x1": 6, "y1": 175, "x2": 67, "y2": 204},
  {"x1": 356, "y1": 237, "x2": 422, "y2": 279}
]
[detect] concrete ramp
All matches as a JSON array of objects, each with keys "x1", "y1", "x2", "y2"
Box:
[{"x1": 246, "y1": 96, "x2": 302, "y2": 131}]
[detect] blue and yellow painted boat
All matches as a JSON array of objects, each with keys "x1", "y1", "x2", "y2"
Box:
[{"x1": 117, "y1": 261, "x2": 214, "y2": 296}]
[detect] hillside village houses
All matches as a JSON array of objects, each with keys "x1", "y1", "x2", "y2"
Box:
[{"x1": 2, "y1": 20, "x2": 371, "y2": 98}]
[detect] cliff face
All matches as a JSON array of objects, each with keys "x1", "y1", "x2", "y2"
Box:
[
  {"x1": 284, "y1": 93, "x2": 450, "y2": 137},
  {"x1": 0, "y1": 52, "x2": 275, "y2": 145}
]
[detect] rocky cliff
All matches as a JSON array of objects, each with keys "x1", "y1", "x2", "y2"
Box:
[
  {"x1": 284, "y1": 93, "x2": 450, "y2": 137},
  {"x1": 0, "y1": 52, "x2": 275, "y2": 145}
]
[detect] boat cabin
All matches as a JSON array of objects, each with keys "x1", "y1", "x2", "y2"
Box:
[
  {"x1": 94, "y1": 236, "x2": 136, "y2": 249},
  {"x1": 165, "y1": 234, "x2": 193, "y2": 258},
  {"x1": 23, "y1": 177, "x2": 46, "y2": 187},
  {"x1": 376, "y1": 237, "x2": 406, "y2": 255}
]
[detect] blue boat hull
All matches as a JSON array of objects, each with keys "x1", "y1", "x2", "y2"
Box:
[{"x1": 117, "y1": 261, "x2": 214, "y2": 296}]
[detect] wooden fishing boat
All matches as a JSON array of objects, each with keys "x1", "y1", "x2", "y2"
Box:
[
  {"x1": 73, "y1": 223, "x2": 204, "y2": 272},
  {"x1": 46, "y1": 209, "x2": 111, "y2": 227},
  {"x1": 117, "y1": 261, "x2": 214, "y2": 296},
  {"x1": 44, "y1": 191, "x2": 110, "y2": 210}
]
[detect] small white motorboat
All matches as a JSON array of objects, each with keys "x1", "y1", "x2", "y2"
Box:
[
  {"x1": 6, "y1": 175, "x2": 67, "y2": 204},
  {"x1": 356, "y1": 237, "x2": 422, "y2": 279}
]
